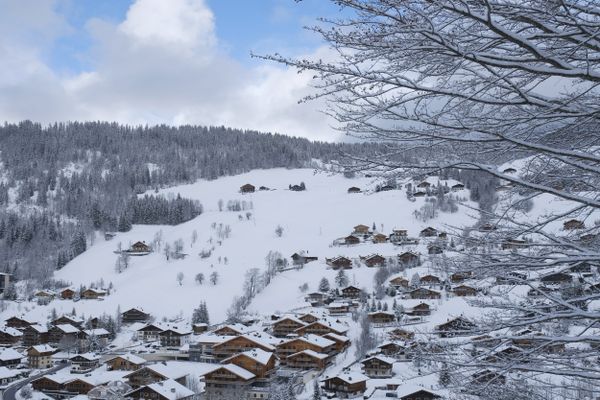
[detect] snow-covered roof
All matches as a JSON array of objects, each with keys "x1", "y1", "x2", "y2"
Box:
[
  {"x1": 54, "y1": 324, "x2": 80, "y2": 334},
  {"x1": 395, "y1": 384, "x2": 442, "y2": 398},
  {"x1": 323, "y1": 371, "x2": 368, "y2": 384},
  {"x1": 54, "y1": 314, "x2": 84, "y2": 324},
  {"x1": 106, "y1": 353, "x2": 147, "y2": 365},
  {"x1": 82, "y1": 328, "x2": 110, "y2": 337},
  {"x1": 28, "y1": 324, "x2": 48, "y2": 333},
  {"x1": 0, "y1": 366, "x2": 21, "y2": 380},
  {"x1": 290, "y1": 349, "x2": 328, "y2": 360},
  {"x1": 71, "y1": 352, "x2": 101, "y2": 361},
  {"x1": 361, "y1": 355, "x2": 396, "y2": 365},
  {"x1": 29, "y1": 344, "x2": 56, "y2": 354},
  {"x1": 301, "y1": 334, "x2": 335, "y2": 348},
  {"x1": 140, "y1": 363, "x2": 189, "y2": 380},
  {"x1": 145, "y1": 379, "x2": 194, "y2": 400},
  {"x1": 218, "y1": 334, "x2": 275, "y2": 351},
  {"x1": 0, "y1": 326, "x2": 22, "y2": 337},
  {"x1": 224, "y1": 348, "x2": 273, "y2": 365},
  {"x1": 324, "y1": 332, "x2": 350, "y2": 343},
  {"x1": 0, "y1": 348, "x2": 23, "y2": 361},
  {"x1": 205, "y1": 364, "x2": 255, "y2": 381},
  {"x1": 272, "y1": 316, "x2": 306, "y2": 326}
]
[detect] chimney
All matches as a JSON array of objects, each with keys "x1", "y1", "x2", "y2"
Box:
[{"x1": 171, "y1": 388, "x2": 176, "y2": 393}]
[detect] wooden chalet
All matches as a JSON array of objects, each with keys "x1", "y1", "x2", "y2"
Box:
[
  {"x1": 398, "y1": 251, "x2": 420, "y2": 267},
  {"x1": 212, "y1": 324, "x2": 249, "y2": 336},
  {"x1": 427, "y1": 244, "x2": 444, "y2": 255},
  {"x1": 564, "y1": 219, "x2": 585, "y2": 230},
  {"x1": 128, "y1": 241, "x2": 152, "y2": 254},
  {"x1": 276, "y1": 335, "x2": 336, "y2": 362},
  {"x1": 361, "y1": 254, "x2": 386, "y2": 267},
  {"x1": 78, "y1": 328, "x2": 111, "y2": 352},
  {"x1": 70, "y1": 353, "x2": 100, "y2": 373},
  {"x1": 291, "y1": 252, "x2": 318, "y2": 265},
  {"x1": 34, "y1": 289, "x2": 56, "y2": 299},
  {"x1": 286, "y1": 349, "x2": 329, "y2": 370},
  {"x1": 295, "y1": 320, "x2": 348, "y2": 336},
  {"x1": 0, "y1": 326, "x2": 23, "y2": 346},
  {"x1": 0, "y1": 366, "x2": 26, "y2": 387},
  {"x1": 344, "y1": 235, "x2": 360, "y2": 245},
  {"x1": 420, "y1": 275, "x2": 441, "y2": 286},
  {"x1": 406, "y1": 302, "x2": 431, "y2": 316},
  {"x1": 419, "y1": 227, "x2": 438, "y2": 237},
  {"x1": 271, "y1": 316, "x2": 307, "y2": 337},
  {"x1": 322, "y1": 372, "x2": 368, "y2": 398},
  {"x1": 496, "y1": 271, "x2": 527, "y2": 285},
  {"x1": 202, "y1": 364, "x2": 255, "y2": 400},
  {"x1": 105, "y1": 354, "x2": 147, "y2": 371},
  {"x1": 407, "y1": 288, "x2": 441, "y2": 300},
  {"x1": 136, "y1": 323, "x2": 164, "y2": 341},
  {"x1": 304, "y1": 291, "x2": 327, "y2": 306},
  {"x1": 340, "y1": 285, "x2": 362, "y2": 299},
  {"x1": 451, "y1": 183, "x2": 465, "y2": 191},
  {"x1": 212, "y1": 335, "x2": 275, "y2": 360},
  {"x1": 60, "y1": 288, "x2": 76, "y2": 300},
  {"x1": 372, "y1": 233, "x2": 388, "y2": 243},
  {"x1": 0, "y1": 348, "x2": 24, "y2": 368},
  {"x1": 540, "y1": 272, "x2": 572, "y2": 285},
  {"x1": 436, "y1": 317, "x2": 476, "y2": 338},
  {"x1": 452, "y1": 285, "x2": 478, "y2": 297},
  {"x1": 377, "y1": 342, "x2": 407, "y2": 358},
  {"x1": 353, "y1": 224, "x2": 370, "y2": 234},
  {"x1": 4, "y1": 316, "x2": 35, "y2": 330},
  {"x1": 23, "y1": 324, "x2": 49, "y2": 347},
  {"x1": 125, "y1": 364, "x2": 188, "y2": 388},
  {"x1": 396, "y1": 386, "x2": 442, "y2": 400},
  {"x1": 297, "y1": 313, "x2": 320, "y2": 324},
  {"x1": 122, "y1": 308, "x2": 151, "y2": 324},
  {"x1": 125, "y1": 379, "x2": 194, "y2": 400},
  {"x1": 48, "y1": 324, "x2": 80, "y2": 344},
  {"x1": 324, "y1": 333, "x2": 350, "y2": 352},
  {"x1": 192, "y1": 323, "x2": 208, "y2": 334},
  {"x1": 81, "y1": 288, "x2": 107, "y2": 300},
  {"x1": 389, "y1": 229, "x2": 408, "y2": 243},
  {"x1": 27, "y1": 344, "x2": 56, "y2": 369},
  {"x1": 389, "y1": 276, "x2": 409, "y2": 289},
  {"x1": 159, "y1": 327, "x2": 191, "y2": 347},
  {"x1": 388, "y1": 328, "x2": 415, "y2": 341},
  {"x1": 450, "y1": 271, "x2": 472, "y2": 283},
  {"x1": 52, "y1": 315, "x2": 84, "y2": 328},
  {"x1": 223, "y1": 348, "x2": 276, "y2": 379},
  {"x1": 368, "y1": 311, "x2": 396, "y2": 325},
  {"x1": 240, "y1": 183, "x2": 255, "y2": 193},
  {"x1": 417, "y1": 181, "x2": 431, "y2": 188},
  {"x1": 327, "y1": 302, "x2": 352, "y2": 315},
  {"x1": 326, "y1": 256, "x2": 352, "y2": 270},
  {"x1": 361, "y1": 355, "x2": 395, "y2": 378},
  {"x1": 347, "y1": 187, "x2": 361, "y2": 194}
]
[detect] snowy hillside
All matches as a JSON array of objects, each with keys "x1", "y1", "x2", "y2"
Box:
[{"x1": 1, "y1": 168, "x2": 477, "y2": 325}]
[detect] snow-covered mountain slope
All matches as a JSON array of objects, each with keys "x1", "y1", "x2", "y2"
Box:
[{"x1": 2, "y1": 168, "x2": 477, "y2": 324}]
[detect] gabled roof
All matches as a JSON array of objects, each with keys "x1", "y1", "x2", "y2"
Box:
[
  {"x1": 215, "y1": 334, "x2": 275, "y2": 351},
  {"x1": 204, "y1": 364, "x2": 255, "y2": 381},
  {"x1": 81, "y1": 328, "x2": 110, "y2": 337},
  {"x1": 223, "y1": 348, "x2": 274, "y2": 366},
  {"x1": 70, "y1": 352, "x2": 101, "y2": 361},
  {"x1": 27, "y1": 324, "x2": 48, "y2": 333},
  {"x1": 28, "y1": 344, "x2": 56, "y2": 355},
  {"x1": 323, "y1": 371, "x2": 368, "y2": 384},
  {"x1": 289, "y1": 349, "x2": 328, "y2": 360},
  {"x1": 125, "y1": 363, "x2": 188, "y2": 381},
  {"x1": 143, "y1": 379, "x2": 194, "y2": 400},
  {"x1": 0, "y1": 326, "x2": 23, "y2": 337},
  {"x1": 396, "y1": 384, "x2": 442, "y2": 399},
  {"x1": 106, "y1": 353, "x2": 147, "y2": 365},
  {"x1": 0, "y1": 348, "x2": 23, "y2": 361},
  {"x1": 361, "y1": 355, "x2": 396, "y2": 366},
  {"x1": 53, "y1": 324, "x2": 80, "y2": 334}
]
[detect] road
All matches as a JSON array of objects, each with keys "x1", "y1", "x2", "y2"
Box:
[{"x1": 2, "y1": 363, "x2": 69, "y2": 400}]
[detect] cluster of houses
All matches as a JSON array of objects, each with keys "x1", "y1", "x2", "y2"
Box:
[
  {"x1": 333, "y1": 224, "x2": 423, "y2": 247},
  {"x1": 409, "y1": 180, "x2": 465, "y2": 198}
]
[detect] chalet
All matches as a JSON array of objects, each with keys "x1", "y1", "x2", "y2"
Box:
[
  {"x1": 48, "y1": 324, "x2": 80, "y2": 344},
  {"x1": 387, "y1": 328, "x2": 415, "y2": 341},
  {"x1": 223, "y1": 348, "x2": 276, "y2": 379},
  {"x1": 286, "y1": 349, "x2": 329, "y2": 370},
  {"x1": 372, "y1": 233, "x2": 388, "y2": 243},
  {"x1": 501, "y1": 238, "x2": 527, "y2": 250},
  {"x1": 326, "y1": 256, "x2": 352, "y2": 270},
  {"x1": 471, "y1": 370, "x2": 506, "y2": 386},
  {"x1": 398, "y1": 251, "x2": 420, "y2": 267},
  {"x1": 450, "y1": 271, "x2": 472, "y2": 283},
  {"x1": 451, "y1": 183, "x2": 465, "y2": 191},
  {"x1": 413, "y1": 191, "x2": 426, "y2": 197},
  {"x1": 347, "y1": 187, "x2": 361, "y2": 194},
  {"x1": 240, "y1": 184, "x2": 255, "y2": 193},
  {"x1": 406, "y1": 302, "x2": 431, "y2": 316},
  {"x1": 0, "y1": 348, "x2": 23, "y2": 368},
  {"x1": 78, "y1": 328, "x2": 111, "y2": 352},
  {"x1": 368, "y1": 311, "x2": 396, "y2": 325},
  {"x1": 344, "y1": 235, "x2": 361, "y2": 245},
  {"x1": 298, "y1": 313, "x2": 320, "y2": 324},
  {"x1": 304, "y1": 291, "x2": 327, "y2": 306},
  {"x1": 396, "y1": 385, "x2": 442, "y2": 400},
  {"x1": 408, "y1": 288, "x2": 441, "y2": 300},
  {"x1": 192, "y1": 323, "x2": 208, "y2": 334},
  {"x1": 125, "y1": 379, "x2": 194, "y2": 400},
  {"x1": 389, "y1": 229, "x2": 408, "y2": 243},
  {"x1": 105, "y1": 354, "x2": 147, "y2": 371},
  {"x1": 503, "y1": 167, "x2": 517, "y2": 174},
  {"x1": 31, "y1": 375, "x2": 68, "y2": 394},
  {"x1": 341, "y1": 285, "x2": 362, "y2": 299},
  {"x1": 202, "y1": 364, "x2": 255, "y2": 400},
  {"x1": 564, "y1": 219, "x2": 585, "y2": 230},
  {"x1": 361, "y1": 355, "x2": 395, "y2": 378},
  {"x1": 0, "y1": 326, "x2": 23, "y2": 346},
  {"x1": 60, "y1": 288, "x2": 76, "y2": 300},
  {"x1": 81, "y1": 288, "x2": 107, "y2": 300},
  {"x1": 452, "y1": 285, "x2": 478, "y2": 297},
  {"x1": 322, "y1": 371, "x2": 368, "y2": 399},
  {"x1": 540, "y1": 272, "x2": 572, "y2": 285},
  {"x1": 438, "y1": 232, "x2": 447, "y2": 240},
  {"x1": 289, "y1": 183, "x2": 306, "y2": 191},
  {"x1": 361, "y1": 254, "x2": 386, "y2": 267},
  {"x1": 0, "y1": 366, "x2": 26, "y2": 388},
  {"x1": 324, "y1": 332, "x2": 351, "y2": 352},
  {"x1": 417, "y1": 181, "x2": 431, "y2": 188},
  {"x1": 295, "y1": 320, "x2": 348, "y2": 336},
  {"x1": 4, "y1": 316, "x2": 35, "y2": 330},
  {"x1": 70, "y1": 353, "x2": 100, "y2": 373},
  {"x1": 291, "y1": 252, "x2": 318, "y2": 265},
  {"x1": 212, "y1": 323, "x2": 249, "y2": 336},
  {"x1": 212, "y1": 335, "x2": 275, "y2": 360},
  {"x1": 427, "y1": 244, "x2": 444, "y2": 255},
  {"x1": 27, "y1": 344, "x2": 56, "y2": 369},
  {"x1": 271, "y1": 316, "x2": 307, "y2": 337},
  {"x1": 420, "y1": 275, "x2": 441, "y2": 286},
  {"x1": 277, "y1": 335, "x2": 336, "y2": 362},
  {"x1": 484, "y1": 345, "x2": 524, "y2": 363},
  {"x1": 89, "y1": 381, "x2": 133, "y2": 400},
  {"x1": 436, "y1": 317, "x2": 476, "y2": 338},
  {"x1": 23, "y1": 324, "x2": 49, "y2": 347},
  {"x1": 159, "y1": 326, "x2": 192, "y2": 347},
  {"x1": 353, "y1": 224, "x2": 370, "y2": 234},
  {"x1": 377, "y1": 342, "x2": 407, "y2": 358},
  {"x1": 496, "y1": 271, "x2": 527, "y2": 284},
  {"x1": 420, "y1": 227, "x2": 438, "y2": 237},
  {"x1": 258, "y1": 186, "x2": 270, "y2": 191},
  {"x1": 389, "y1": 276, "x2": 409, "y2": 289},
  {"x1": 137, "y1": 323, "x2": 164, "y2": 341},
  {"x1": 122, "y1": 308, "x2": 151, "y2": 324},
  {"x1": 125, "y1": 364, "x2": 188, "y2": 388},
  {"x1": 34, "y1": 289, "x2": 56, "y2": 299},
  {"x1": 128, "y1": 241, "x2": 152, "y2": 254},
  {"x1": 52, "y1": 315, "x2": 84, "y2": 328},
  {"x1": 327, "y1": 302, "x2": 352, "y2": 315}
]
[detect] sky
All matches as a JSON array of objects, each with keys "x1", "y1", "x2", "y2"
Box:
[{"x1": 0, "y1": 0, "x2": 345, "y2": 141}]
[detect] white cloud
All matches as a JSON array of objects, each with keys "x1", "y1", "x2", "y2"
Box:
[{"x1": 0, "y1": 0, "x2": 339, "y2": 141}]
